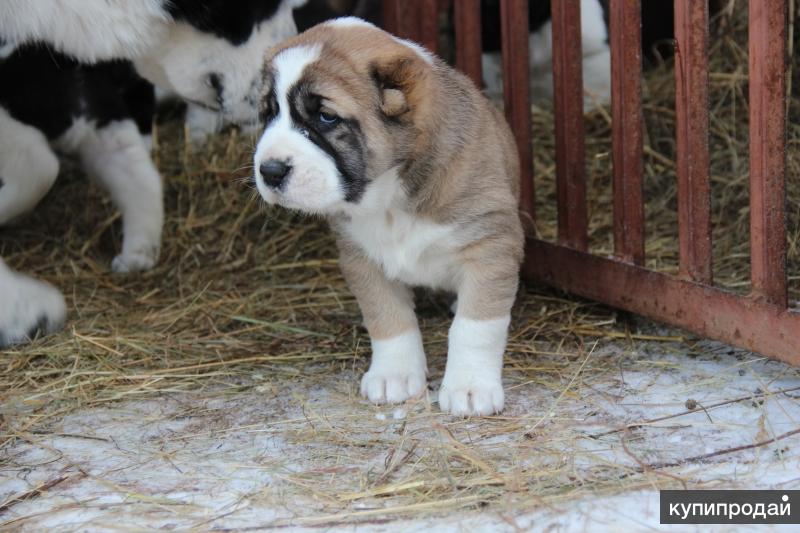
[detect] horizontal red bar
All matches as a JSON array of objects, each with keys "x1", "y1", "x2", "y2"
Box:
[{"x1": 523, "y1": 238, "x2": 800, "y2": 367}]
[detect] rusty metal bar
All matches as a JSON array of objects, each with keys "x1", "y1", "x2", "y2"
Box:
[
  {"x1": 748, "y1": 0, "x2": 788, "y2": 307},
  {"x1": 523, "y1": 239, "x2": 800, "y2": 367},
  {"x1": 609, "y1": 0, "x2": 645, "y2": 265},
  {"x1": 382, "y1": 0, "x2": 399, "y2": 35},
  {"x1": 500, "y1": 0, "x2": 534, "y2": 227},
  {"x1": 674, "y1": 0, "x2": 713, "y2": 283},
  {"x1": 418, "y1": 0, "x2": 440, "y2": 53},
  {"x1": 552, "y1": 0, "x2": 588, "y2": 251},
  {"x1": 381, "y1": 0, "x2": 439, "y2": 53},
  {"x1": 454, "y1": 0, "x2": 483, "y2": 86}
]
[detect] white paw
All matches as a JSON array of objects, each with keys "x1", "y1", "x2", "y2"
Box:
[
  {"x1": 0, "y1": 265, "x2": 66, "y2": 347},
  {"x1": 185, "y1": 104, "x2": 221, "y2": 143},
  {"x1": 360, "y1": 329, "x2": 428, "y2": 405},
  {"x1": 111, "y1": 248, "x2": 158, "y2": 273},
  {"x1": 361, "y1": 368, "x2": 427, "y2": 404},
  {"x1": 439, "y1": 315, "x2": 510, "y2": 416},
  {"x1": 438, "y1": 375, "x2": 504, "y2": 416}
]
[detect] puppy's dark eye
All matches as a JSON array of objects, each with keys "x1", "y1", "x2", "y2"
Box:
[{"x1": 318, "y1": 111, "x2": 339, "y2": 126}]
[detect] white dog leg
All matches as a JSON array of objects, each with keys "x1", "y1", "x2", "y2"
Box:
[
  {"x1": 0, "y1": 107, "x2": 60, "y2": 224},
  {"x1": 439, "y1": 315, "x2": 510, "y2": 416},
  {"x1": 360, "y1": 328, "x2": 428, "y2": 404},
  {"x1": 0, "y1": 257, "x2": 66, "y2": 347},
  {"x1": 78, "y1": 119, "x2": 163, "y2": 273},
  {"x1": 185, "y1": 104, "x2": 222, "y2": 143}
]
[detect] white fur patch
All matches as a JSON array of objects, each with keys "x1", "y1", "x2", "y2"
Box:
[
  {"x1": 133, "y1": 4, "x2": 298, "y2": 128},
  {"x1": 0, "y1": 107, "x2": 59, "y2": 223},
  {"x1": 393, "y1": 37, "x2": 435, "y2": 65},
  {"x1": 361, "y1": 328, "x2": 428, "y2": 404},
  {"x1": 325, "y1": 16, "x2": 376, "y2": 29},
  {"x1": 0, "y1": 258, "x2": 66, "y2": 347},
  {"x1": 184, "y1": 104, "x2": 223, "y2": 142},
  {"x1": 439, "y1": 315, "x2": 510, "y2": 416},
  {"x1": 340, "y1": 169, "x2": 457, "y2": 289},
  {"x1": 254, "y1": 44, "x2": 347, "y2": 213},
  {"x1": 0, "y1": 0, "x2": 169, "y2": 62}
]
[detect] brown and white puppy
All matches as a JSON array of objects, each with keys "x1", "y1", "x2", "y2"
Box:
[{"x1": 253, "y1": 18, "x2": 523, "y2": 416}]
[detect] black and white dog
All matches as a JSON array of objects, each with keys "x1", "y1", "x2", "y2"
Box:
[{"x1": 0, "y1": 0, "x2": 308, "y2": 347}]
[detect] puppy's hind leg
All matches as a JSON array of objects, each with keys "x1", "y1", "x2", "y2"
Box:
[
  {"x1": 78, "y1": 119, "x2": 163, "y2": 273},
  {"x1": 337, "y1": 238, "x2": 428, "y2": 405},
  {"x1": 439, "y1": 236, "x2": 522, "y2": 416},
  {"x1": 0, "y1": 107, "x2": 59, "y2": 224},
  {"x1": 0, "y1": 257, "x2": 66, "y2": 348}
]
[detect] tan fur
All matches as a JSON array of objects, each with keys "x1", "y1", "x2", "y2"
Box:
[{"x1": 336, "y1": 236, "x2": 419, "y2": 340}]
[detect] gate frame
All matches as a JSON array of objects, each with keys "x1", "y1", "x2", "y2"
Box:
[{"x1": 382, "y1": 0, "x2": 798, "y2": 366}]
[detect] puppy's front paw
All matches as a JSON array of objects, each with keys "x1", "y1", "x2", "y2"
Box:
[
  {"x1": 112, "y1": 247, "x2": 158, "y2": 273},
  {"x1": 438, "y1": 373, "x2": 504, "y2": 416},
  {"x1": 0, "y1": 267, "x2": 66, "y2": 347},
  {"x1": 440, "y1": 316, "x2": 509, "y2": 416},
  {"x1": 361, "y1": 368, "x2": 426, "y2": 404},
  {"x1": 360, "y1": 329, "x2": 428, "y2": 405}
]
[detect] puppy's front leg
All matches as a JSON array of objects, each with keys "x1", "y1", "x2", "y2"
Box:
[
  {"x1": 440, "y1": 241, "x2": 520, "y2": 416},
  {"x1": 79, "y1": 120, "x2": 163, "y2": 273},
  {"x1": 338, "y1": 240, "x2": 427, "y2": 404}
]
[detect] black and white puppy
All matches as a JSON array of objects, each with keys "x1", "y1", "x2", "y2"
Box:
[
  {"x1": 0, "y1": 0, "x2": 306, "y2": 347},
  {"x1": 0, "y1": 0, "x2": 306, "y2": 129},
  {"x1": 0, "y1": 44, "x2": 160, "y2": 345}
]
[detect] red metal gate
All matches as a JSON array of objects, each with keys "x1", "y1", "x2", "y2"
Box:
[{"x1": 383, "y1": 0, "x2": 798, "y2": 366}]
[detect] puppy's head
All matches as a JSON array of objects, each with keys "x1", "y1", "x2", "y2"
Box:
[
  {"x1": 253, "y1": 18, "x2": 434, "y2": 214},
  {"x1": 133, "y1": 0, "x2": 305, "y2": 129}
]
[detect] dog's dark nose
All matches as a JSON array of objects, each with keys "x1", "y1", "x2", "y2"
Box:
[{"x1": 259, "y1": 159, "x2": 291, "y2": 189}]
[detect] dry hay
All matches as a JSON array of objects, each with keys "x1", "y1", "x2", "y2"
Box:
[{"x1": 1, "y1": 1, "x2": 799, "y2": 529}]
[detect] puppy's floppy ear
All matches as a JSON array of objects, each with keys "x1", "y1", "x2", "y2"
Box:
[{"x1": 370, "y1": 53, "x2": 426, "y2": 118}]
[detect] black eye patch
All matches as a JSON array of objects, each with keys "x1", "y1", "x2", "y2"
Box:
[
  {"x1": 287, "y1": 82, "x2": 368, "y2": 202},
  {"x1": 259, "y1": 86, "x2": 279, "y2": 125}
]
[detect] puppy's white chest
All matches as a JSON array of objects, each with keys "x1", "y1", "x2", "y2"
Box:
[{"x1": 344, "y1": 209, "x2": 455, "y2": 288}]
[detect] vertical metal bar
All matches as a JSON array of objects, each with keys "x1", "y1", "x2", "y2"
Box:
[
  {"x1": 749, "y1": 0, "x2": 788, "y2": 307},
  {"x1": 382, "y1": 0, "x2": 399, "y2": 35},
  {"x1": 675, "y1": 0, "x2": 713, "y2": 283},
  {"x1": 552, "y1": 0, "x2": 588, "y2": 251},
  {"x1": 418, "y1": 0, "x2": 440, "y2": 53},
  {"x1": 501, "y1": 0, "x2": 534, "y2": 226},
  {"x1": 382, "y1": 0, "x2": 437, "y2": 53},
  {"x1": 454, "y1": 0, "x2": 483, "y2": 86},
  {"x1": 609, "y1": 0, "x2": 645, "y2": 265}
]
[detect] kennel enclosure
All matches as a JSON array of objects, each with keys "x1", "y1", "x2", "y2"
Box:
[{"x1": 382, "y1": 0, "x2": 799, "y2": 366}]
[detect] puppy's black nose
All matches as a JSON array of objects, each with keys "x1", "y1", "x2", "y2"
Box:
[{"x1": 259, "y1": 159, "x2": 291, "y2": 189}]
